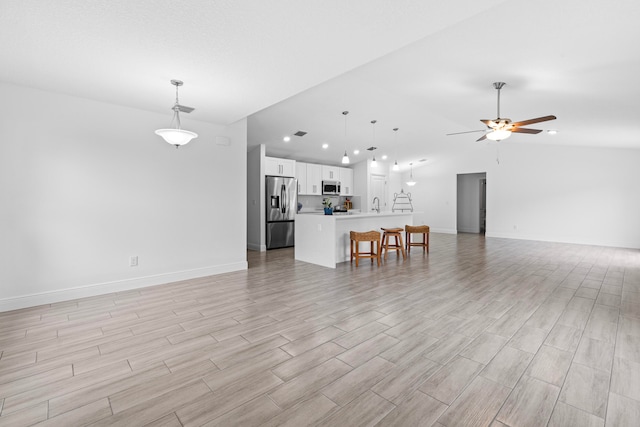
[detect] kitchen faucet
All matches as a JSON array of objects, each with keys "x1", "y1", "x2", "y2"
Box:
[{"x1": 372, "y1": 197, "x2": 380, "y2": 213}]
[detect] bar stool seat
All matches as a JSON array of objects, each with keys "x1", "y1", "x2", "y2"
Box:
[
  {"x1": 350, "y1": 230, "x2": 381, "y2": 267},
  {"x1": 381, "y1": 227, "x2": 406, "y2": 260},
  {"x1": 405, "y1": 224, "x2": 430, "y2": 253}
]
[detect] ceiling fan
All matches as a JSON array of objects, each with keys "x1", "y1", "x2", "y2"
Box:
[{"x1": 447, "y1": 82, "x2": 556, "y2": 142}]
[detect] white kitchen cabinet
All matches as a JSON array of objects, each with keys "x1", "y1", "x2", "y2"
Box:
[
  {"x1": 295, "y1": 162, "x2": 321, "y2": 194},
  {"x1": 295, "y1": 162, "x2": 308, "y2": 194},
  {"x1": 265, "y1": 156, "x2": 295, "y2": 177},
  {"x1": 322, "y1": 165, "x2": 339, "y2": 181},
  {"x1": 339, "y1": 167, "x2": 354, "y2": 196},
  {"x1": 306, "y1": 163, "x2": 322, "y2": 195}
]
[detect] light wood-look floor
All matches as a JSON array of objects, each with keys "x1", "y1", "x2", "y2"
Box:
[{"x1": 1, "y1": 233, "x2": 640, "y2": 426}]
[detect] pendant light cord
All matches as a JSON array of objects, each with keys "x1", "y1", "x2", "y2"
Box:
[{"x1": 173, "y1": 84, "x2": 182, "y2": 130}]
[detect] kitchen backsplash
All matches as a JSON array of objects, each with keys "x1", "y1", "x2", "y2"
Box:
[{"x1": 298, "y1": 195, "x2": 361, "y2": 212}]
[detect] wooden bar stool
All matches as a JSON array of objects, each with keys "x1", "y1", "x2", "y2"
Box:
[
  {"x1": 350, "y1": 230, "x2": 381, "y2": 267},
  {"x1": 405, "y1": 224, "x2": 430, "y2": 253},
  {"x1": 380, "y1": 227, "x2": 406, "y2": 260}
]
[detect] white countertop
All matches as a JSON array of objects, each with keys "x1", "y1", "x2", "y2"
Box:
[
  {"x1": 331, "y1": 211, "x2": 412, "y2": 219},
  {"x1": 298, "y1": 211, "x2": 412, "y2": 219}
]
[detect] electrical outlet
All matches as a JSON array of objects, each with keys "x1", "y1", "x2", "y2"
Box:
[{"x1": 129, "y1": 256, "x2": 138, "y2": 267}]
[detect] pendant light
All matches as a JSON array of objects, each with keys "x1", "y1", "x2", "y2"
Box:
[
  {"x1": 155, "y1": 80, "x2": 198, "y2": 148},
  {"x1": 406, "y1": 162, "x2": 416, "y2": 186},
  {"x1": 370, "y1": 120, "x2": 378, "y2": 168},
  {"x1": 392, "y1": 127, "x2": 400, "y2": 171},
  {"x1": 341, "y1": 111, "x2": 350, "y2": 164}
]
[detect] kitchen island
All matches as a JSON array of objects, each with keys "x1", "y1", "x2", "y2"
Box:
[{"x1": 295, "y1": 211, "x2": 413, "y2": 268}]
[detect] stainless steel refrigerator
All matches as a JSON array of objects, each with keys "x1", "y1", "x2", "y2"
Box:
[{"x1": 266, "y1": 175, "x2": 297, "y2": 249}]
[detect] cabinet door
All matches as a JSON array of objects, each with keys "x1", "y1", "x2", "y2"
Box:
[
  {"x1": 280, "y1": 159, "x2": 295, "y2": 177},
  {"x1": 265, "y1": 157, "x2": 281, "y2": 175},
  {"x1": 322, "y1": 166, "x2": 339, "y2": 180},
  {"x1": 307, "y1": 164, "x2": 322, "y2": 195},
  {"x1": 339, "y1": 167, "x2": 353, "y2": 196},
  {"x1": 265, "y1": 157, "x2": 295, "y2": 177},
  {"x1": 295, "y1": 162, "x2": 307, "y2": 194}
]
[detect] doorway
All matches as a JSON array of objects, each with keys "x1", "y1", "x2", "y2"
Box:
[
  {"x1": 456, "y1": 173, "x2": 487, "y2": 234},
  {"x1": 370, "y1": 174, "x2": 387, "y2": 213}
]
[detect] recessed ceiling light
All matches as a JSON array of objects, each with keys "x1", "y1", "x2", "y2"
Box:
[
  {"x1": 322, "y1": 143, "x2": 329, "y2": 149},
  {"x1": 381, "y1": 155, "x2": 388, "y2": 160},
  {"x1": 353, "y1": 149, "x2": 360, "y2": 155},
  {"x1": 547, "y1": 130, "x2": 558, "y2": 135},
  {"x1": 283, "y1": 136, "x2": 291, "y2": 142}
]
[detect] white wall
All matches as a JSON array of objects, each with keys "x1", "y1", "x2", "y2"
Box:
[
  {"x1": 246, "y1": 145, "x2": 264, "y2": 251},
  {"x1": 0, "y1": 83, "x2": 248, "y2": 311},
  {"x1": 408, "y1": 142, "x2": 640, "y2": 249}
]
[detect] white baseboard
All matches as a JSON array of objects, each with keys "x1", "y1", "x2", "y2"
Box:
[
  {"x1": 485, "y1": 231, "x2": 639, "y2": 249},
  {"x1": 0, "y1": 261, "x2": 248, "y2": 313},
  {"x1": 457, "y1": 227, "x2": 480, "y2": 233},
  {"x1": 247, "y1": 243, "x2": 267, "y2": 252},
  {"x1": 431, "y1": 228, "x2": 457, "y2": 234}
]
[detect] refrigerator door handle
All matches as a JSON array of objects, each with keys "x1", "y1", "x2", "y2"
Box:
[{"x1": 281, "y1": 184, "x2": 286, "y2": 214}]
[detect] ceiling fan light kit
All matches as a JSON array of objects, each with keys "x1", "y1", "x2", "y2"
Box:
[
  {"x1": 155, "y1": 80, "x2": 198, "y2": 148},
  {"x1": 486, "y1": 129, "x2": 511, "y2": 141}
]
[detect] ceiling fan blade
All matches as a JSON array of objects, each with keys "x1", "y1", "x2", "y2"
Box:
[
  {"x1": 511, "y1": 127, "x2": 543, "y2": 134},
  {"x1": 480, "y1": 119, "x2": 493, "y2": 126},
  {"x1": 511, "y1": 115, "x2": 556, "y2": 127},
  {"x1": 476, "y1": 134, "x2": 487, "y2": 142},
  {"x1": 446, "y1": 129, "x2": 486, "y2": 136}
]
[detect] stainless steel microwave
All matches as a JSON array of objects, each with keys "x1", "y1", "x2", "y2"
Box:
[{"x1": 322, "y1": 180, "x2": 341, "y2": 195}]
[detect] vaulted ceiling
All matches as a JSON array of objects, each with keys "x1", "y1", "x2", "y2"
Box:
[{"x1": 3, "y1": 0, "x2": 639, "y2": 169}]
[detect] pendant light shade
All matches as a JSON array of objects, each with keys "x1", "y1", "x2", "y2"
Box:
[
  {"x1": 406, "y1": 162, "x2": 416, "y2": 186},
  {"x1": 155, "y1": 80, "x2": 198, "y2": 148},
  {"x1": 155, "y1": 128, "x2": 198, "y2": 146},
  {"x1": 342, "y1": 150, "x2": 350, "y2": 164},
  {"x1": 341, "y1": 111, "x2": 350, "y2": 164}
]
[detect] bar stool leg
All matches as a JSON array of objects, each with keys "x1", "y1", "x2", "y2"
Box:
[
  {"x1": 383, "y1": 234, "x2": 390, "y2": 260},
  {"x1": 370, "y1": 241, "x2": 374, "y2": 264},
  {"x1": 399, "y1": 234, "x2": 406, "y2": 259},
  {"x1": 350, "y1": 239, "x2": 354, "y2": 264}
]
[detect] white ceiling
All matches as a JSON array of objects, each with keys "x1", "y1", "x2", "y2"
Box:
[{"x1": 2, "y1": 0, "x2": 639, "y2": 169}]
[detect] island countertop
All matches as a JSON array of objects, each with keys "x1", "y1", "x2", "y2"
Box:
[{"x1": 295, "y1": 211, "x2": 414, "y2": 268}]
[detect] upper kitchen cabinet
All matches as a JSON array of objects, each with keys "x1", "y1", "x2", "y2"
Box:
[
  {"x1": 322, "y1": 165, "x2": 339, "y2": 181},
  {"x1": 296, "y1": 162, "x2": 322, "y2": 195},
  {"x1": 265, "y1": 156, "x2": 295, "y2": 177},
  {"x1": 306, "y1": 163, "x2": 322, "y2": 195},
  {"x1": 295, "y1": 162, "x2": 307, "y2": 194},
  {"x1": 339, "y1": 167, "x2": 354, "y2": 196}
]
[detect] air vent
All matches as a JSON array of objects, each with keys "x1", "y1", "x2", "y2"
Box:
[
  {"x1": 176, "y1": 104, "x2": 195, "y2": 113},
  {"x1": 294, "y1": 131, "x2": 307, "y2": 137},
  {"x1": 366, "y1": 146, "x2": 377, "y2": 151},
  {"x1": 418, "y1": 158, "x2": 427, "y2": 162}
]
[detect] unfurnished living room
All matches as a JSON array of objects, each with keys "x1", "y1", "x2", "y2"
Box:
[{"x1": 1, "y1": 1, "x2": 640, "y2": 426}]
